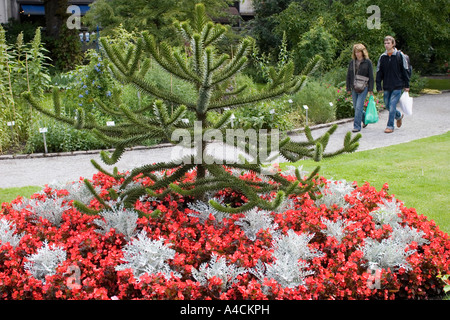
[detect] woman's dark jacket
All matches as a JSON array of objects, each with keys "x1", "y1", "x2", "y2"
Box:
[{"x1": 346, "y1": 59, "x2": 374, "y2": 92}]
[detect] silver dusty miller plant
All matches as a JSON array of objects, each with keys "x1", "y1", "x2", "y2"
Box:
[
  {"x1": 24, "y1": 241, "x2": 67, "y2": 283},
  {"x1": 320, "y1": 217, "x2": 356, "y2": 243},
  {"x1": 251, "y1": 230, "x2": 322, "y2": 288},
  {"x1": 93, "y1": 203, "x2": 139, "y2": 240},
  {"x1": 315, "y1": 179, "x2": 354, "y2": 210},
  {"x1": 370, "y1": 198, "x2": 403, "y2": 228},
  {"x1": 0, "y1": 218, "x2": 23, "y2": 248},
  {"x1": 360, "y1": 237, "x2": 416, "y2": 271},
  {"x1": 391, "y1": 224, "x2": 429, "y2": 247},
  {"x1": 61, "y1": 180, "x2": 101, "y2": 205},
  {"x1": 360, "y1": 223, "x2": 428, "y2": 272},
  {"x1": 187, "y1": 197, "x2": 227, "y2": 224},
  {"x1": 235, "y1": 208, "x2": 279, "y2": 241},
  {"x1": 16, "y1": 195, "x2": 71, "y2": 227},
  {"x1": 115, "y1": 230, "x2": 180, "y2": 281},
  {"x1": 192, "y1": 254, "x2": 246, "y2": 290}
]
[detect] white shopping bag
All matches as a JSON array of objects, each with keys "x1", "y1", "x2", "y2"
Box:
[{"x1": 399, "y1": 91, "x2": 413, "y2": 115}]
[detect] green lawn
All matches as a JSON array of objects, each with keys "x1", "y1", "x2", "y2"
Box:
[
  {"x1": 285, "y1": 131, "x2": 450, "y2": 234},
  {"x1": 424, "y1": 77, "x2": 450, "y2": 91},
  {"x1": 0, "y1": 186, "x2": 42, "y2": 205}
]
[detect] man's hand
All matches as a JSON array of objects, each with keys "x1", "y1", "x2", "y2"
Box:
[{"x1": 404, "y1": 88, "x2": 410, "y2": 92}]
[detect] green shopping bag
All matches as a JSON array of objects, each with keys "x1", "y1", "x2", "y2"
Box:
[{"x1": 364, "y1": 95, "x2": 378, "y2": 125}]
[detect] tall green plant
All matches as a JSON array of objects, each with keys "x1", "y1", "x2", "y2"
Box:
[
  {"x1": 0, "y1": 25, "x2": 17, "y2": 151},
  {"x1": 24, "y1": 4, "x2": 360, "y2": 215},
  {"x1": 0, "y1": 25, "x2": 51, "y2": 152},
  {"x1": 27, "y1": 27, "x2": 52, "y2": 96}
]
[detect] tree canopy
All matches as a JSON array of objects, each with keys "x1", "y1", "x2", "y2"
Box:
[
  {"x1": 251, "y1": 0, "x2": 449, "y2": 73},
  {"x1": 83, "y1": 0, "x2": 234, "y2": 45}
]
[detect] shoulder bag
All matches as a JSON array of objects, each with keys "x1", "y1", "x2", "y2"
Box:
[{"x1": 353, "y1": 60, "x2": 369, "y2": 93}]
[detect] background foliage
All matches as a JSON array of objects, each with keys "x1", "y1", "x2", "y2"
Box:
[
  {"x1": 0, "y1": 0, "x2": 448, "y2": 154},
  {"x1": 252, "y1": 0, "x2": 449, "y2": 74}
]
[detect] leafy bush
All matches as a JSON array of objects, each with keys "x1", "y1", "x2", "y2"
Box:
[
  {"x1": 335, "y1": 88, "x2": 354, "y2": 120},
  {"x1": 0, "y1": 169, "x2": 449, "y2": 300},
  {"x1": 409, "y1": 71, "x2": 427, "y2": 95},
  {"x1": 233, "y1": 98, "x2": 296, "y2": 131},
  {"x1": 291, "y1": 81, "x2": 338, "y2": 124},
  {"x1": 25, "y1": 117, "x2": 111, "y2": 153},
  {"x1": 292, "y1": 18, "x2": 338, "y2": 73}
]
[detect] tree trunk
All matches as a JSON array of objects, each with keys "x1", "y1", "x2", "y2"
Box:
[{"x1": 43, "y1": 0, "x2": 69, "y2": 39}]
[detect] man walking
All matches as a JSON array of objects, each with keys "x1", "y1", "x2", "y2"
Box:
[{"x1": 376, "y1": 36, "x2": 410, "y2": 133}]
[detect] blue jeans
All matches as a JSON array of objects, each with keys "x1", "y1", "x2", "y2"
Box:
[
  {"x1": 352, "y1": 87, "x2": 368, "y2": 131},
  {"x1": 383, "y1": 90, "x2": 402, "y2": 130}
]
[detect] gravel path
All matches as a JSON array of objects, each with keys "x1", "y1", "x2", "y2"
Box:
[{"x1": 1, "y1": 92, "x2": 449, "y2": 188}]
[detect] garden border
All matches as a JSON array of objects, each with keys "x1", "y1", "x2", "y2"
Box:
[{"x1": 0, "y1": 116, "x2": 360, "y2": 161}]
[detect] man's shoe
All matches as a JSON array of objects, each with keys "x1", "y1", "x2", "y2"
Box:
[
  {"x1": 384, "y1": 128, "x2": 394, "y2": 133},
  {"x1": 396, "y1": 114, "x2": 404, "y2": 128},
  {"x1": 352, "y1": 129, "x2": 360, "y2": 133}
]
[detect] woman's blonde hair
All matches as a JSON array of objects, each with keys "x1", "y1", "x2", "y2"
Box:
[{"x1": 352, "y1": 43, "x2": 369, "y2": 60}]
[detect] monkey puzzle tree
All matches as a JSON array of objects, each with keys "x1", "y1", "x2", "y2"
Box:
[{"x1": 23, "y1": 4, "x2": 360, "y2": 216}]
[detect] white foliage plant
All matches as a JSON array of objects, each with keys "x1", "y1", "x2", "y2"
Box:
[
  {"x1": 315, "y1": 179, "x2": 354, "y2": 210},
  {"x1": 235, "y1": 208, "x2": 279, "y2": 241},
  {"x1": 192, "y1": 254, "x2": 246, "y2": 290},
  {"x1": 94, "y1": 203, "x2": 139, "y2": 240},
  {"x1": 252, "y1": 230, "x2": 322, "y2": 289},
  {"x1": 360, "y1": 198, "x2": 429, "y2": 271},
  {"x1": 0, "y1": 218, "x2": 23, "y2": 248},
  {"x1": 24, "y1": 241, "x2": 67, "y2": 283},
  {"x1": 115, "y1": 230, "x2": 180, "y2": 281}
]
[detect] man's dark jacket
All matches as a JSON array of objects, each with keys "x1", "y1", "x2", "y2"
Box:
[{"x1": 376, "y1": 49, "x2": 410, "y2": 91}]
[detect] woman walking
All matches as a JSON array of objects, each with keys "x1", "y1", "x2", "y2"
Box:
[{"x1": 346, "y1": 43, "x2": 374, "y2": 132}]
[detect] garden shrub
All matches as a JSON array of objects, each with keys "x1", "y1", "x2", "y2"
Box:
[
  {"x1": 0, "y1": 168, "x2": 449, "y2": 300},
  {"x1": 409, "y1": 72, "x2": 427, "y2": 95},
  {"x1": 291, "y1": 81, "x2": 338, "y2": 124},
  {"x1": 233, "y1": 98, "x2": 296, "y2": 131},
  {"x1": 292, "y1": 18, "x2": 338, "y2": 73},
  {"x1": 25, "y1": 118, "x2": 111, "y2": 154},
  {"x1": 335, "y1": 88, "x2": 354, "y2": 120}
]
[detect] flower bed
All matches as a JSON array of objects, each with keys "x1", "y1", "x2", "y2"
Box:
[{"x1": 0, "y1": 169, "x2": 449, "y2": 300}]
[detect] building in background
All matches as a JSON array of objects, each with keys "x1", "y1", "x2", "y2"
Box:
[
  {"x1": 1, "y1": 0, "x2": 254, "y2": 25},
  {"x1": 0, "y1": 0, "x2": 93, "y2": 24},
  {"x1": 0, "y1": 0, "x2": 19, "y2": 23}
]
